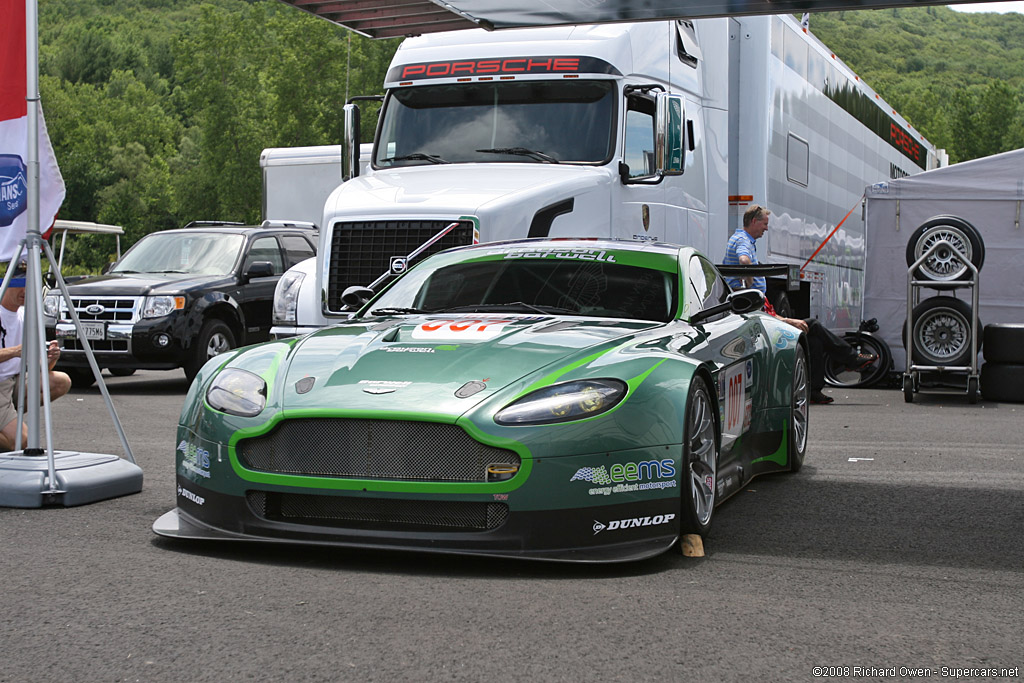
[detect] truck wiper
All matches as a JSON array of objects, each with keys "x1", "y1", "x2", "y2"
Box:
[
  {"x1": 370, "y1": 307, "x2": 428, "y2": 316},
  {"x1": 381, "y1": 153, "x2": 449, "y2": 165},
  {"x1": 476, "y1": 147, "x2": 559, "y2": 164}
]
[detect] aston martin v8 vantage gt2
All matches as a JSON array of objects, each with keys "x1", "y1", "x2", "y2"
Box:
[{"x1": 153, "y1": 239, "x2": 809, "y2": 562}]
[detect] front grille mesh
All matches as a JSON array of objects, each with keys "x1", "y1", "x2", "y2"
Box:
[
  {"x1": 236, "y1": 418, "x2": 520, "y2": 482},
  {"x1": 326, "y1": 220, "x2": 475, "y2": 312},
  {"x1": 247, "y1": 491, "x2": 508, "y2": 532}
]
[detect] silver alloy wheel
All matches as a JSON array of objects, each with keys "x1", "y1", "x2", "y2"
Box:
[
  {"x1": 206, "y1": 331, "x2": 232, "y2": 360},
  {"x1": 792, "y1": 350, "x2": 809, "y2": 454},
  {"x1": 914, "y1": 308, "x2": 969, "y2": 363},
  {"x1": 687, "y1": 385, "x2": 717, "y2": 526},
  {"x1": 914, "y1": 225, "x2": 973, "y2": 281}
]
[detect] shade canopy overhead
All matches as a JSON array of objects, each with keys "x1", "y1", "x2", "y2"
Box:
[{"x1": 280, "y1": 0, "x2": 1004, "y2": 39}]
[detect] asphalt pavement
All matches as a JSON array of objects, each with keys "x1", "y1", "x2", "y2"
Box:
[{"x1": 1, "y1": 370, "x2": 1021, "y2": 683}]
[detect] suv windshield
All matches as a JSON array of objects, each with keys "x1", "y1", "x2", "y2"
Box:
[
  {"x1": 375, "y1": 80, "x2": 615, "y2": 167},
  {"x1": 369, "y1": 253, "x2": 677, "y2": 323},
  {"x1": 111, "y1": 232, "x2": 244, "y2": 276}
]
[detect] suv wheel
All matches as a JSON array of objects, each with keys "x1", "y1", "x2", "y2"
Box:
[{"x1": 185, "y1": 319, "x2": 236, "y2": 382}]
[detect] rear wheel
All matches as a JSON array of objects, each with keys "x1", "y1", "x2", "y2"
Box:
[
  {"x1": 184, "y1": 319, "x2": 235, "y2": 382},
  {"x1": 789, "y1": 346, "x2": 809, "y2": 473},
  {"x1": 679, "y1": 376, "x2": 718, "y2": 537}
]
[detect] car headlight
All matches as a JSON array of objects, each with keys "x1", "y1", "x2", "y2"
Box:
[
  {"x1": 206, "y1": 368, "x2": 267, "y2": 417},
  {"x1": 143, "y1": 295, "x2": 185, "y2": 318},
  {"x1": 273, "y1": 270, "x2": 305, "y2": 325},
  {"x1": 495, "y1": 379, "x2": 627, "y2": 426},
  {"x1": 43, "y1": 294, "x2": 60, "y2": 317}
]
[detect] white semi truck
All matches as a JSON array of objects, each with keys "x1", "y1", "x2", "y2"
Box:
[{"x1": 270, "y1": 15, "x2": 944, "y2": 338}]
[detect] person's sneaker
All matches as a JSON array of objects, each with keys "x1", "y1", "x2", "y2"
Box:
[
  {"x1": 846, "y1": 352, "x2": 878, "y2": 372},
  {"x1": 810, "y1": 391, "x2": 834, "y2": 405}
]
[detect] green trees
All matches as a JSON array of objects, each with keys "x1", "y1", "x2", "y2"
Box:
[{"x1": 37, "y1": 0, "x2": 398, "y2": 270}]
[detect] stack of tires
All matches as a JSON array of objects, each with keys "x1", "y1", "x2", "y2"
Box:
[
  {"x1": 904, "y1": 216, "x2": 984, "y2": 373},
  {"x1": 980, "y1": 324, "x2": 1024, "y2": 402}
]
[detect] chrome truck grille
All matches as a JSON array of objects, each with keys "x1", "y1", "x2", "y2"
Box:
[
  {"x1": 235, "y1": 418, "x2": 520, "y2": 482},
  {"x1": 325, "y1": 219, "x2": 476, "y2": 313}
]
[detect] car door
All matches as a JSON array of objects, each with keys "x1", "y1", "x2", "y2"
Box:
[
  {"x1": 238, "y1": 234, "x2": 286, "y2": 341},
  {"x1": 683, "y1": 254, "x2": 767, "y2": 464}
]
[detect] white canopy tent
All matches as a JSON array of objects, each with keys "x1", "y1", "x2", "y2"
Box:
[{"x1": 864, "y1": 148, "x2": 1024, "y2": 368}]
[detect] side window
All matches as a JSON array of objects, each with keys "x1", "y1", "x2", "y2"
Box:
[
  {"x1": 281, "y1": 234, "x2": 316, "y2": 268},
  {"x1": 687, "y1": 255, "x2": 729, "y2": 319},
  {"x1": 244, "y1": 236, "x2": 284, "y2": 275},
  {"x1": 624, "y1": 94, "x2": 656, "y2": 178}
]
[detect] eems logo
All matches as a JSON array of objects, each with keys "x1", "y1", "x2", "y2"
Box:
[{"x1": 0, "y1": 154, "x2": 27, "y2": 228}]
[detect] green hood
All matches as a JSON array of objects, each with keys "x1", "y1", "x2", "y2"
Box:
[{"x1": 276, "y1": 315, "x2": 657, "y2": 418}]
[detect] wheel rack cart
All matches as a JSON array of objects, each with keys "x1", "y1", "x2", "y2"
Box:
[{"x1": 903, "y1": 239, "x2": 980, "y2": 403}]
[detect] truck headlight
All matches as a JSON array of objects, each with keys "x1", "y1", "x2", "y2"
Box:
[
  {"x1": 273, "y1": 270, "x2": 305, "y2": 325},
  {"x1": 206, "y1": 368, "x2": 267, "y2": 417},
  {"x1": 43, "y1": 294, "x2": 60, "y2": 317},
  {"x1": 495, "y1": 379, "x2": 627, "y2": 426},
  {"x1": 143, "y1": 295, "x2": 185, "y2": 318}
]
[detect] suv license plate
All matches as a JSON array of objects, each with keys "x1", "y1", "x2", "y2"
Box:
[{"x1": 80, "y1": 321, "x2": 105, "y2": 340}]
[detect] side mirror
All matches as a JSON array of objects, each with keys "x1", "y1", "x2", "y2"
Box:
[
  {"x1": 728, "y1": 288, "x2": 766, "y2": 315},
  {"x1": 656, "y1": 92, "x2": 685, "y2": 175},
  {"x1": 689, "y1": 288, "x2": 765, "y2": 324},
  {"x1": 341, "y1": 286, "x2": 374, "y2": 309},
  {"x1": 245, "y1": 261, "x2": 275, "y2": 281},
  {"x1": 343, "y1": 102, "x2": 361, "y2": 181}
]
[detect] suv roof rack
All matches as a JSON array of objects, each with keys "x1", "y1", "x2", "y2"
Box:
[
  {"x1": 182, "y1": 220, "x2": 246, "y2": 228},
  {"x1": 261, "y1": 220, "x2": 318, "y2": 231}
]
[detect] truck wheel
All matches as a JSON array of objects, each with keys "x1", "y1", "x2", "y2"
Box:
[
  {"x1": 906, "y1": 297, "x2": 979, "y2": 368},
  {"x1": 980, "y1": 362, "x2": 1024, "y2": 403},
  {"x1": 982, "y1": 323, "x2": 1024, "y2": 363},
  {"x1": 66, "y1": 368, "x2": 96, "y2": 388},
  {"x1": 906, "y1": 215, "x2": 984, "y2": 283},
  {"x1": 185, "y1": 319, "x2": 235, "y2": 382}
]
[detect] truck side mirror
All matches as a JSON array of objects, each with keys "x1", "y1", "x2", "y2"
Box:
[
  {"x1": 656, "y1": 92, "x2": 685, "y2": 175},
  {"x1": 343, "y1": 102, "x2": 361, "y2": 181}
]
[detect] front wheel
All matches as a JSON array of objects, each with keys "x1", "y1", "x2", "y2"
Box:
[
  {"x1": 679, "y1": 376, "x2": 719, "y2": 537},
  {"x1": 184, "y1": 319, "x2": 235, "y2": 382}
]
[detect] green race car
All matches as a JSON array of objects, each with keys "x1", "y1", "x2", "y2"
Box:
[{"x1": 153, "y1": 239, "x2": 809, "y2": 562}]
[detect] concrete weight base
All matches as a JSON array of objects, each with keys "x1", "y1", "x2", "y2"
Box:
[{"x1": 0, "y1": 451, "x2": 143, "y2": 508}]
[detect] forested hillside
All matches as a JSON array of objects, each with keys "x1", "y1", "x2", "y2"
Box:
[{"x1": 33, "y1": 1, "x2": 1024, "y2": 269}]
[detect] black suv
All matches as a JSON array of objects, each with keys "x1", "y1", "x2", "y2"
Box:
[{"x1": 44, "y1": 221, "x2": 317, "y2": 385}]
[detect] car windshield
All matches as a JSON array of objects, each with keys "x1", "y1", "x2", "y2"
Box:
[
  {"x1": 111, "y1": 232, "x2": 245, "y2": 276},
  {"x1": 369, "y1": 251, "x2": 678, "y2": 322},
  {"x1": 374, "y1": 80, "x2": 615, "y2": 167}
]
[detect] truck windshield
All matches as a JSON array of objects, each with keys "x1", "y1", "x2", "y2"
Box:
[
  {"x1": 375, "y1": 80, "x2": 615, "y2": 167},
  {"x1": 111, "y1": 232, "x2": 245, "y2": 276}
]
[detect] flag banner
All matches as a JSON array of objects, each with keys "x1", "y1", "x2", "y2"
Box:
[{"x1": 0, "y1": 0, "x2": 66, "y2": 260}]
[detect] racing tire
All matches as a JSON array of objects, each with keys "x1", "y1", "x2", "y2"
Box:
[
  {"x1": 679, "y1": 375, "x2": 719, "y2": 537},
  {"x1": 982, "y1": 323, "x2": 1024, "y2": 363},
  {"x1": 108, "y1": 368, "x2": 136, "y2": 377},
  {"x1": 905, "y1": 297, "x2": 979, "y2": 368},
  {"x1": 788, "y1": 345, "x2": 809, "y2": 473},
  {"x1": 980, "y1": 362, "x2": 1024, "y2": 403},
  {"x1": 184, "y1": 319, "x2": 235, "y2": 383},
  {"x1": 906, "y1": 215, "x2": 984, "y2": 283},
  {"x1": 66, "y1": 368, "x2": 96, "y2": 389},
  {"x1": 823, "y1": 332, "x2": 892, "y2": 389}
]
